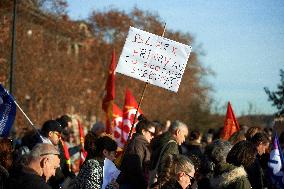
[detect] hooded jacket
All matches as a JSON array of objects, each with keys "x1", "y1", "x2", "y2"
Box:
[{"x1": 210, "y1": 163, "x2": 251, "y2": 189}]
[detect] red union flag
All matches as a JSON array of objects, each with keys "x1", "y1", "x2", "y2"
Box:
[
  {"x1": 77, "y1": 119, "x2": 87, "y2": 165},
  {"x1": 221, "y1": 102, "x2": 240, "y2": 140},
  {"x1": 121, "y1": 88, "x2": 142, "y2": 144},
  {"x1": 102, "y1": 50, "x2": 117, "y2": 134},
  {"x1": 112, "y1": 103, "x2": 124, "y2": 147}
]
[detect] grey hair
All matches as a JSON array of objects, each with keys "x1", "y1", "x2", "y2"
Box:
[
  {"x1": 157, "y1": 154, "x2": 194, "y2": 186},
  {"x1": 168, "y1": 120, "x2": 187, "y2": 134},
  {"x1": 29, "y1": 143, "x2": 59, "y2": 159},
  {"x1": 173, "y1": 154, "x2": 194, "y2": 174},
  {"x1": 206, "y1": 139, "x2": 232, "y2": 164}
]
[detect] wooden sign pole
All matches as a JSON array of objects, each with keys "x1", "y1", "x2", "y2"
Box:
[{"x1": 126, "y1": 23, "x2": 167, "y2": 142}]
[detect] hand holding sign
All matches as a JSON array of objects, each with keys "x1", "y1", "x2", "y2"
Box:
[{"x1": 116, "y1": 27, "x2": 192, "y2": 92}]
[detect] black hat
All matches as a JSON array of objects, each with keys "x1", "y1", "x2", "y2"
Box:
[{"x1": 41, "y1": 120, "x2": 62, "y2": 136}]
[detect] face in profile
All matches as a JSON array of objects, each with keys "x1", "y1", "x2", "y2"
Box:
[
  {"x1": 176, "y1": 127, "x2": 189, "y2": 145},
  {"x1": 178, "y1": 170, "x2": 195, "y2": 188},
  {"x1": 42, "y1": 154, "x2": 60, "y2": 181},
  {"x1": 143, "y1": 126, "x2": 156, "y2": 143},
  {"x1": 178, "y1": 168, "x2": 195, "y2": 189},
  {"x1": 49, "y1": 131, "x2": 61, "y2": 145},
  {"x1": 257, "y1": 142, "x2": 269, "y2": 155},
  {"x1": 103, "y1": 150, "x2": 117, "y2": 161}
]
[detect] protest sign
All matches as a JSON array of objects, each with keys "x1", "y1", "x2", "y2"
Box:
[{"x1": 116, "y1": 27, "x2": 192, "y2": 92}]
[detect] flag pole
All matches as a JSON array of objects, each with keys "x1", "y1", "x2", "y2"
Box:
[
  {"x1": 126, "y1": 83, "x2": 148, "y2": 142},
  {"x1": 9, "y1": 0, "x2": 18, "y2": 95},
  {"x1": 13, "y1": 99, "x2": 41, "y2": 135},
  {"x1": 126, "y1": 23, "x2": 167, "y2": 142}
]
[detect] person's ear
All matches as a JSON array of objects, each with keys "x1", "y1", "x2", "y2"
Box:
[
  {"x1": 177, "y1": 172, "x2": 184, "y2": 181},
  {"x1": 103, "y1": 149, "x2": 108, "y2": 157},
  {"x1": 176, "y1": 129, "x2": 181, "y2": 136},
  {"x1": 48, "y1": 131, "x2": 53, "y2": 138},
  {"x1": 142, "y1": 129, "x2": 147, "y2": 135},
  {"x1": 40, "y1": 157, "x2": 48, "y2": 168}
]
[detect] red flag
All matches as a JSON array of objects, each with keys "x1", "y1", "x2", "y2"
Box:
[
  {"x1": 60, "y1": 139, "x2": 71, "y2": 172},
  {"x1": 102, "y1": 50, "x2": 117, "y2": 134},
  {"x1": 112, "y1": 103, "x2": 124, "y2": 147},
  {"x1": 121, "y1": 88, "x2": 143, "y2": 144},
  {"x1": 77, "y1": 119, "x2": 87, "y2": 165},
  {"x1": 221, "y1": 102, "x2": 240, "y2": 140}
]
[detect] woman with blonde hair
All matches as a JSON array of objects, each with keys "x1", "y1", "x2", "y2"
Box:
[{"x1": 152, "y1": 154, "x2": 195, "y2": 189}]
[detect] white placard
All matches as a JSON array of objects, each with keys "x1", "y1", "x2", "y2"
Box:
[{"x1": 116, "y1": 27, "x2": 192, "y2": 92}]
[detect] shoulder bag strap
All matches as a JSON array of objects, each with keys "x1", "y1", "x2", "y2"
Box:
[{"x1": 153, "y1": 139, "x2": 176, "y2": 172}]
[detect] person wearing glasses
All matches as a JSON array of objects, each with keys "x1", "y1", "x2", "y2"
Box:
[
  {"x1": 8, "y1": 143, "x2": 60, "y2": 189},
  {"x1": 40, "y1": 120, "x2": 63, "y2": 146},
  {"x1": 118, "y1": 114, "x2": 156, "y2": 189},
  {"x1": 151, "y1": 154, "x2": 195, "y2": 189}
]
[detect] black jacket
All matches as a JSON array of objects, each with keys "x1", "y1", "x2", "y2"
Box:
[
  {"x1": 118, "y1": 133, "x2": 151, "y2": 189},
  {"x1": 8, "y1": 167, "x2": 52, "y2": 189}
]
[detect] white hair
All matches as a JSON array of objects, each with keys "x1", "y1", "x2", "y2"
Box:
[{"x1": 168, "y1": 120, "x2": 188, "y2": 134}]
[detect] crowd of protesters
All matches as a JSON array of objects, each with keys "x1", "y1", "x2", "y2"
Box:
[{"x1": 0, "y1": 114, "x2": 283, "y2": 189}]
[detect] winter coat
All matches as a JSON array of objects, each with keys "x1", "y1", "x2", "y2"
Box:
[
  {"x1": 181, "y1": 141, "x2": 203, "y2": 159},
  {"x1": 210, "y1": 163, "x2": 252, "y2": 189},
  {"x1": 118, "y1": 133, "x2": 151, "y2": 189},
  {"x1": 8, "y1": 166, "x2": 52, "y2": 189},
  {"x1": 246, "y1": 157, "x2": 265, "y2": 189},
  {"x1": 150, "y1": 132, "x2": 178, "y2": 174},
  {"x1": 75, "y1": 158, "x2": 103, "y2": 189},
  {"x1": 151, "y1": 179, "x2": 189, "y2": 189}
]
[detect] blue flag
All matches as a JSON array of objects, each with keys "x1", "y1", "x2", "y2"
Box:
[
  {"x1": 0, "y1": 84, "x2": 16, "y2": 137},
  {"x1": 268, "y1": 131, "x2": 284, "y2": 188}
]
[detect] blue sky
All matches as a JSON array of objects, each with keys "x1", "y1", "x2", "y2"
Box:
[{"x1": 66, "y1": 0, "x2": 284, "y2": 115}]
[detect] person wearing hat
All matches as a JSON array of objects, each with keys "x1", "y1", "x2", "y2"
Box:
[
  {"x1": 40, "y1": 120, "x2": 63, "y2": 146},
  {"x1": 91, "y1": 121, "x2": 106, "y2": 137},
  {"x1": 40, "y1": 120, "x2": 70, "y2": 189},
  {"x1": 8, "y1": 143, "x2": 60, "y2": 189}
]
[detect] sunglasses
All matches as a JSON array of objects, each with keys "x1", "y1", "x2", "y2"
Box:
[{"x1": 185, "y1": 172, "x2": 195, "y2": 184}]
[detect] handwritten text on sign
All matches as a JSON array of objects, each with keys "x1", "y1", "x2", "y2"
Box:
[{"x1": 115, "y1": 27, "x2": 192, "y2": 92}]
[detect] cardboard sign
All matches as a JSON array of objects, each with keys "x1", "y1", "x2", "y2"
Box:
[{"x1": 116, "y1": 27, "x2": 192, "y2": 92}]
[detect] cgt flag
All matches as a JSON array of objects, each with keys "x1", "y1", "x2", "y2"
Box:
[
  {"x1": 112, "y1": 103, "x2": 124, "y2": 147},
  {"x1": 268, "y1": 131, "x2": 284, "y2": 188},
  {"x1": 221, "y1": 101, "x2": 240, "y2": 140},
  {"x1": 0, "y1": 84, "x2": 16, "y2": 137},
  {"x1": 102, "y1": 50, "x2": 117, "y2": 134},
  {"x1": 121, "y1": 88, "x2": 142, "y2": 144}
]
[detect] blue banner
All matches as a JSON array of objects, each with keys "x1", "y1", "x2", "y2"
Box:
[
  {"x1": 0, "y1": 84, "x2": 16, "y2": 137},
  {"x1": 268, "y1": 131, "x2": 284, "y2": 188}
]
